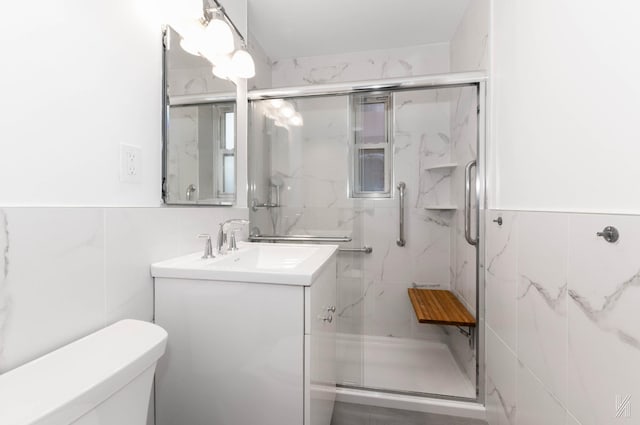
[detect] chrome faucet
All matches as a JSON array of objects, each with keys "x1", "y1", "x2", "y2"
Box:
[
  {"x1": 198, "y1": 234, "x2": 214, "y2": 259},
  {"x1": 186, "y1": 184, "x2": 197, "y2": 201},
  {"x1": 216, "y1": 219, "x2": 249, "y2": 254}
]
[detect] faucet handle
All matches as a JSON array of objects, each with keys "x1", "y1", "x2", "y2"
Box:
[
  {"x1": 228, "y1": 230, "x2": 239, "y2": 251},
  {"x1": 197, "y1": 234, "x2": 214, "y2": 259}
]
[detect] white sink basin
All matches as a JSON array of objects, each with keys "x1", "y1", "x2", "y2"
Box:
[{"x1": 151, "y1": 242, "x2": 338, "y2": 285}]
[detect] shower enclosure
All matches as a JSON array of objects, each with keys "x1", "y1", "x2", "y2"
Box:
[{"x1": 248, "y1": 73, "x2": 486, "y2": 406}]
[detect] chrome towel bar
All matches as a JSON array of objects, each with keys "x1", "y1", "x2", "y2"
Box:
[
  {"x1": 338, "y1": 246, "x2": 373, "y2": 254},
  {"x1": 249, "y1": 235, "x2": 353, "y2": 243}
]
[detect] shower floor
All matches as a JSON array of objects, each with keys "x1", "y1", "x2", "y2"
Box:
[{"x1": 337, "y1": 335, "x2": 475, "y2": 399}]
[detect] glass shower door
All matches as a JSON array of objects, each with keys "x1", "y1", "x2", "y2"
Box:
[{"x1": 248, "y1": 83, "x2": 481, "y2": 400}]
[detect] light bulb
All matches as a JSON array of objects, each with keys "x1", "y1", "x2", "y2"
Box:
[
  {"x1": 269, "y1": 99, "x2": 284, "y2": 108},
  {"x1": 211, "y1": 55, "x2": 233, "y2": 80},
  {"x1": 289, "y1": 112, "x2": 304, "y2": 127},
  {"x1": 205, "y1": 17, "x2": 234, "y2": 55},
  {"x1": 180, "y1": 37, "x2": 200, "y2": 56},
  {"x1": 173, "y1": 19, "x2": 205, "y2": 55},
  {"x1": 280, "y1": 102, "x2": 295, "y2": 118},
  {"x1": 231, "y1": 48, "x2": 256, "y2": 78}
]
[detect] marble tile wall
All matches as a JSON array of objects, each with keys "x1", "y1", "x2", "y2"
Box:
[
  {"x1": 271, "y1": 43, "x2": 450, "y2": 88},
  {"x1": 0, "y1": 206, "x2": 248, "y2": 373},
  {"x1": 485, "y1": 209, "x2": 640, "y2": 425}
]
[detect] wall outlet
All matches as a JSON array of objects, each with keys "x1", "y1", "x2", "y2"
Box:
[{"x1": 120, "y1": 144, "x2": 142, "y2": 183}]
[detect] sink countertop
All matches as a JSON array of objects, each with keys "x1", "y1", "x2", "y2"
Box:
[{"x1": 151, "y1": 242, "x2": 338, "y2": 286}]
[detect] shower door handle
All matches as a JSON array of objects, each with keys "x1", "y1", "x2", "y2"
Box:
[
  {"x1": 397, "y1": 182, "x2": 406, "y2": 247},
  {"x1": 464, "y1": 160, "x2": 478, "y2": 246}
]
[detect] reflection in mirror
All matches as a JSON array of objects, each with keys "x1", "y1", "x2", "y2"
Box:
[
  {"x1": 166, "y1": 103, "x2": 235, "y2": 204},
  {"x1": 163, "y1": 25, "x2": 237, "y2": 205},
  {"x1": 165, "y1": 25, "x2": 236, "y2": 97}
]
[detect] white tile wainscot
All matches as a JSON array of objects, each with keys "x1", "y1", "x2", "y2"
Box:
[
  {"x1": 484, "y1": 209, "x2": 640, "y2": 425},
  {"x1": 0, "y1": 206, "x2": 248, "y2": 373}
]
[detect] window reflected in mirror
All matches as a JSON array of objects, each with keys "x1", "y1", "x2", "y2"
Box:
[{"x1": 165, "y1": 102, "x2": 236, "y2": 205}]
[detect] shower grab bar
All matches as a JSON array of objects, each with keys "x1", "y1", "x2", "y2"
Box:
[
  {"x1": 249, "y1": 235, "x2": 352, "y2": 243},
  {"x1": 338, "y1": 246, "x2": 373, "y2": 254},
  {"x1": 397, "y1": 182, "x2": 406, "y2": 247},
  {"x1": 464, "y1": 160, "x2": 478, "y2": 246}
]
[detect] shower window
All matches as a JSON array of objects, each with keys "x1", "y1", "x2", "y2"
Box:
[{"x1": 351, "y1": 93, "x2": 392, "y2": 198}]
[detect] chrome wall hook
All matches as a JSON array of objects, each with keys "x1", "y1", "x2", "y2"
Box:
[
  {"x1": 596, "y1": 226, "x2": 619, "y2": 243},
  {"x1": 492, "y1": 217, "x2": 503, "y2": 226}
]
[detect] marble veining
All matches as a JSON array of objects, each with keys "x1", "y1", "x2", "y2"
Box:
[
  {"x1": 486, "y1": 218, "x2": 516, "y2": 277},
  {"x1": 337, "y1": 209, "x2": 373, "y2": 228},
  {"x1": 302, "y1": 63, "x2": 350, "y2": 84},
  {"x1": 518, "y1": 276, "x2": 567, "y2": 313},
  {"x1": 338, "y1": 280, "x2": 375, "y2": 318},
  {"x1": 568, "y1": 269, "x2": 640, "y2": 350},
  {"x1": 415, "y1": 172, "x2": 451, "y2": 208},
  {"x1": 421, "y1": 213, "x2": 451, "y2": 228},
  {"x1": 487, "y1": 381, "x2": 517, "y2": 425},
  {"x1": 477, "y1": 35, "x2": 489, "y2": 69},
  {"x1": 379, "y1": 244, "x2": 392, "y2": 282}
]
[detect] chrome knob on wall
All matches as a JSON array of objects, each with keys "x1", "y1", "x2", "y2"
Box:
[
  {"x1": 318, "y1": 315, "x2": 333, "y2": 323},
  {"x1": 596, "y1": 226, "x2": 619, "y2": 243}
]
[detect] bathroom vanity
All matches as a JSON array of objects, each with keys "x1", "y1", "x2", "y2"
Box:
[{"x1": 152, "y1": 243, "x2": 338, "y2": 425}]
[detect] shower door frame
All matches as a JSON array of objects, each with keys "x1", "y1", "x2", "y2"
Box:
[{"x1": 242, "y1": 73, "x2": 488, "y2": 407}]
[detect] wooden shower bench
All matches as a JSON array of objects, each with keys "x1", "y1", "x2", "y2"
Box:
[{"x1": 407, "y1": 289, "x2": 476, "y2": 327}]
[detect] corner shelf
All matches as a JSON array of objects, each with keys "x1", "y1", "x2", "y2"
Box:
[
  {"x1": 424, "y1": 205, "x2": 457, "y2": 211},
  {"x1": 424, "y1": 163, "x2": 458, "y2": 171},
  {"x1": 407, "y1": 289, "x2": 476, "y2": 327}
]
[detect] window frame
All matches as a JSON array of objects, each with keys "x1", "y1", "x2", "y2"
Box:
[
  {"x1": 350, "y1": 92, "x2": 393, "y2": 198},
  {"x1": 215, "y1": 103, "x2": 236, "y2": 201}
]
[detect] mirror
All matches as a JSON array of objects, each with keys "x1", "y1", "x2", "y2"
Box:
[{"x1": 162, "y1": 25, "x2": 237, "y2": 205}]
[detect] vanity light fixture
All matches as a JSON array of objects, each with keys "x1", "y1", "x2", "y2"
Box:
[{"x1": 167, "y1": 0, "x2": 256, "y2": 80}]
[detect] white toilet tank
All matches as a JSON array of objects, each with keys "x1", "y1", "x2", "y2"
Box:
[{"x1": 0, "y1": 319, "x2": 168, "y2": 425}]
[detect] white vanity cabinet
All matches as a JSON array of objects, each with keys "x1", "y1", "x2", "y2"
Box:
[{"x1": 152, "y1": 244, "x2": 337, "y2": 425}]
